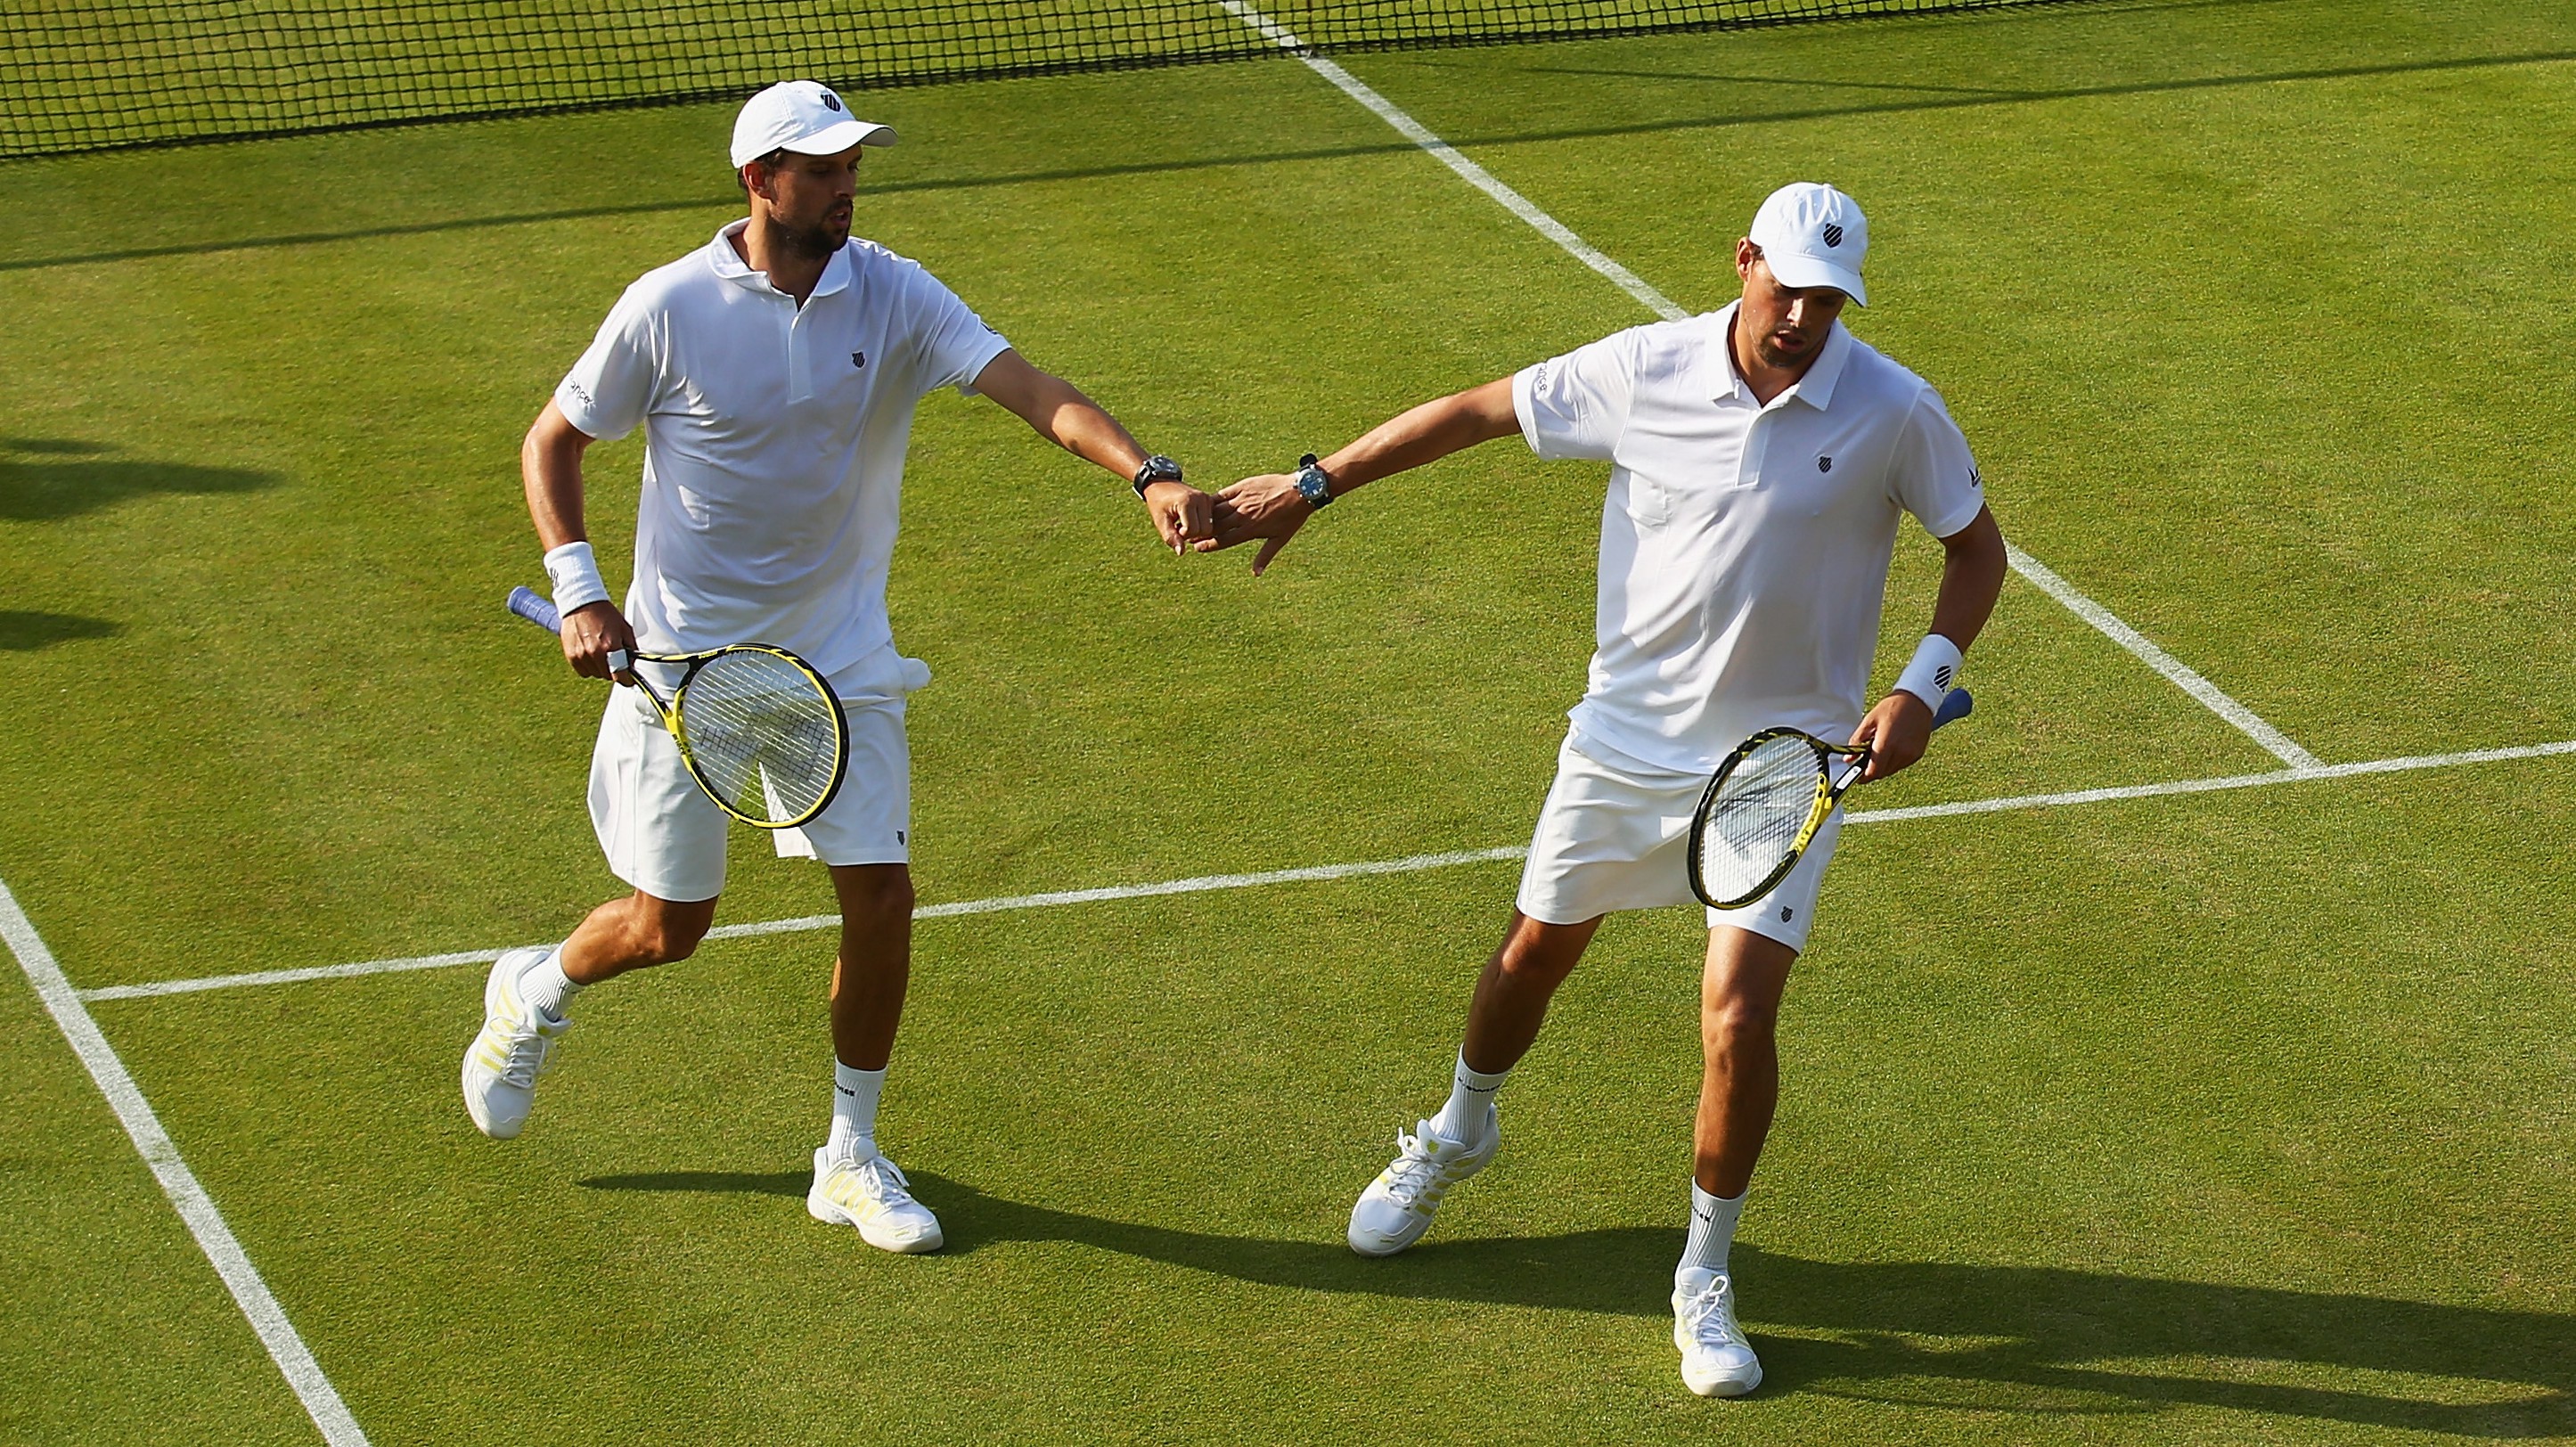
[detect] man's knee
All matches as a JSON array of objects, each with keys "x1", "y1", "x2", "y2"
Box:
[
  {"x1": 627, "y1": 896, "x2": 716, "y2": 964},
  {"x1": 1700, "y1": 992, "x2": 1779, "y2": 1056},
  {"x1": 836, "y1": 866, "x2": 916, "y2": 931},
  {"x1": 1492, "y1": 912, "x2": 1594, "y2": 987}
]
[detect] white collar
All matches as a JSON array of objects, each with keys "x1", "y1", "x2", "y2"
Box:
[{"x1": 707, "y1": 218, "x2": 853, "y2": 298}]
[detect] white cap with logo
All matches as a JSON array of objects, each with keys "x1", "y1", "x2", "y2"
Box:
[
  {"x1": 730, "y1": 80, "x2": 897, "y2": 168},
  {"x1": 1748, "y1": 182, "x2": 1868, "y2": 307}
]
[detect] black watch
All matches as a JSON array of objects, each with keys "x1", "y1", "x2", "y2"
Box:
[
  {"x1": 1293, "y1": 454, "x2": 1335, "y2": 508},
  {"x1": 1131, "y1": 454, "x2": 1183, "y2": 497}
]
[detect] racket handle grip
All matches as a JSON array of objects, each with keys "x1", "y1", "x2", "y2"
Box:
[
  {"x1": 1934, "y1": 686, "x2": 1974, "y2": 728},
  {"x1": 507, "y1": 585, "x2": 563, "y2": 634}
]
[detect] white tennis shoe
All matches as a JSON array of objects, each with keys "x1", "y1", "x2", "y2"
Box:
[
  {"x1": 1672, "y1": 1268, "x2": 1762, "y2": 1397},
  {"x1": 807, "y1": 1147, "x2": 945, "y2": 1254},
  {"x1": 462, "y1": 946, "x2": 569, "y2": 1140},
  {"x1": 1347, "y1": 1108, "x2": 1498, "y2": 1257}
]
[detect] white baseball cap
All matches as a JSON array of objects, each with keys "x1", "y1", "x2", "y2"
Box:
[
  {"x1": 730, "y1": 80, "x2": 896, "y2": 168},
  {"x1": 1747, "y1": 182, "x2": 1868, "y2": 307}
]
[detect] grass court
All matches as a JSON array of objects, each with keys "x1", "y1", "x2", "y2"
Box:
[{"x1": 4, "y1": 0, "x2": 2574, "y2": 1440}]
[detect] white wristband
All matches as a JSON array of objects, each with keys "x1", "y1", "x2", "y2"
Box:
[
  {"x1": 543, "y1": 540, "x2": 611, "y2": 615},
  {"x1": 1893, "y1": 634, "x2": 1964, "y2": 711}
]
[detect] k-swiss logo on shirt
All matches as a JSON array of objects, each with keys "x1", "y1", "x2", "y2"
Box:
[
  {"x1": 1780, "y1": 905, "x2": 1795, "y2": 922},
  {"x1": 1969, "y1": 463, "x2": 1983, "y2": 488},
  {"x1": 1817, "y1": 455, "x2": 1833, "y2": 473},
  {"x1": 851, "y1": 351, "x2": 867, "y2": 370},
  {"x1": 1821, "y1": 223, "x2": 1845, "y2": 249}
]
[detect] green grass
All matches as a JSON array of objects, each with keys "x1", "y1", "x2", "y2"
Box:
[{"x1": 4, "y1": 0, "x2": 2574, "y2": 1440}]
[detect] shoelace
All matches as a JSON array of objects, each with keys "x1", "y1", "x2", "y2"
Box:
[
  {"x1": 838, "y1": 1154, "x2": 913, "y2": 1206},
  {"x1": 494, "y1": 1008, "x2": 568, "y2": 1089},
  {"x1": 1379, "y1": 1130, "x2": 1460, "y2": 1206},
  {"x1": 1677, "y1": 1279, "x2": 1746, "y2": 1348}
]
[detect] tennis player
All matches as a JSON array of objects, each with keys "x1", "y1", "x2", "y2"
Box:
[
  {"x1": 462, "y1": 81, "x2": 1213, "y2": 1255},
  {"x1": 1212, "y1": 183, "x2": 2007, "y2": 1395}
]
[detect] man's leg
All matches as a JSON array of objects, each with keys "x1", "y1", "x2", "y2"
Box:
[
  {"x1": 462, "y1": 889, "x2": 718, "y2": 1141},
  {"x1": 1348, "y1": 911, "x2": 1600, "y2": 1256},
  {"x1": 1671, "y1": 924, "x2": 1797, "y2": 1398},
  {"x1": 806, "y1": 862, "x2": 941, "y2": 1253}
]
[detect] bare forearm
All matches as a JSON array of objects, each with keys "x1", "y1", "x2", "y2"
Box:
[
  {"x1": 1926, "y1": 506, "x2": 2006, "y2": 652},
  {"x1": 1315, "y1": 377, "x2": 1519, "y2": 496},
  {"x1": 1018, "y1": 374, "x2": 1149, "y2": 481}
]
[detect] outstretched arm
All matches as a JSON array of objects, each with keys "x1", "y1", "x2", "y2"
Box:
[
  {"x1": 972, "y1": 348, "x2": 1213, "y2": 553},
  {"x1": 1852, "y1": 504, "x2": 2008, "y2": 781},
  {"x1": 1213, "y1": 376, "x2": 1520, "y2": 575}
]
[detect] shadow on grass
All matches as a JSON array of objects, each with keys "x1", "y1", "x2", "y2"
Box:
[
  {"x1": 0, "y1": 611, "x2": 121, "y2": 650},
  {"x1": 8, "y1": 44, "x2": 2570, "y2": 274},
  {"x1": 583, "y1": 1166, "x2": 2571, "y2": 1435},
  {"x1": 0, "y1": 439, "x2": 276, "y2": 521}
]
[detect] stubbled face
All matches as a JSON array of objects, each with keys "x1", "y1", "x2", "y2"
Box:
[
  {"x1": 747, "y1": 145, "x2": 863, "y2": 259},
  {"x1": 1734, "y1": 242, "x2": 1849, "y2": 371}
]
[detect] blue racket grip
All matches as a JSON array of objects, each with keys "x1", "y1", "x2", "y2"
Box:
[
  {"x1": 506, "y1": 585, "x2": 562, "y2": 634},
  {"x1": 510, "y1": 585, "x2": 634, "y2": 676},
  {"x1": 1934, "y1": 686, "x2": 1974, "y2": 728}
]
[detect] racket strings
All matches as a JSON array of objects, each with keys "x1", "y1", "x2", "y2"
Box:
[
  {"x1": 673, "y1": 650, "x2": 843, "y2": 824},
  {"x1": 1696, "y1": 736, "x2": 1829, "y2": 904}
]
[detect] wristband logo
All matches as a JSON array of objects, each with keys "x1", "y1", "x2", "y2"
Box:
[{"x1": 1934, "y1": 664, "x2": 1954, "y2": 690}]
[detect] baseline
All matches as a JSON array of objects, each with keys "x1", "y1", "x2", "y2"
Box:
[
  {"x1": 78, "y1": 740, "x2": 2574, "y2": 1004},
  {"x1": 0, "y1": 880, "x2": 370, "y2": 1446},
  {"x1": 1219, "y1": 0, "x2": 2315, "y2": 768}
]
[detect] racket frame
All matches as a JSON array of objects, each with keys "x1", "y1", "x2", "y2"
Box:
[
  {"x1": 507, "y1": 587, "x2": 849, "y2": 830},
  {"x1": 1685, "y1": 688, "x2": 1973, "y2": 911}
]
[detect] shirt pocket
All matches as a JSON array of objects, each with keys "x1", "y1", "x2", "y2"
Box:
[{"x1": 1619, "y1": 470, "x2": 1672, "y2": 529}]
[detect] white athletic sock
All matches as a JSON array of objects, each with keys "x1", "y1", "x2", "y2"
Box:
[
  {"x1": 519, "y1": 947, "x2": 583, "y2": 1022},
  {"x1": 1678, "y1": 1181, "x2": 1747, "y2": 1285},
  {"x1": 1429, "y1": 1051, "x2": 1508, "y2": 1147},
  {"x1": 828, "y1": 1061, "x2": 887, "y2": 1162}
]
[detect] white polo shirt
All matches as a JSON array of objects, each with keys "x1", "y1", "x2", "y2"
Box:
[
  {"x1": 1514, "y1": 303, "x2": 1985, "y2": 775},
  {"x1": 554, "y1": 222, "x2": 1013, "y2": 691}
]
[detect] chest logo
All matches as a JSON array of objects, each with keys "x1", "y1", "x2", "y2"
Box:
[
  {"x1": 851, "y1": 351, "x2": 867, "y2": 370},
  {"x1": 1817, "y1": 455, "x2": 1833, "y2": 472}
]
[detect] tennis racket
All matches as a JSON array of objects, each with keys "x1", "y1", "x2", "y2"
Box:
[
  {"x1": 1686, "y1": 688, "x2": 1974, "y2": 910},
  {"x1": 506, "y1": 586, "x2": 848, "y2": 830}
]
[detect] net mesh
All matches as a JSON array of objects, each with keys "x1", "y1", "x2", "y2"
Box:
[
  {"x1": 1694, "y1": 734, "x2": 1828, "y2": 906},
  {"x1": 673, "y1": 649, "x2": 846, "y2": 827},
  {"x1": 7, "y1": 0, "x2": 2079, "y2": 160}
]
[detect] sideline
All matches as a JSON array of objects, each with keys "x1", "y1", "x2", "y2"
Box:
[{"x1": 1, "y1": 880, "x2": 370, "y2": 1445}]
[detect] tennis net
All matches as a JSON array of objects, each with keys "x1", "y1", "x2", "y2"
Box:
[{"x1": 5, "y1": 0, "x2": 2075, "y2": 159}]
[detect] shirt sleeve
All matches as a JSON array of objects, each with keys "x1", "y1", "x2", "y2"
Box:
[
  {"x1": 1512, "y1": 331, "x2": 1637, "y2": 462},
  {"x1": 552, "y1": 284, "x2": 658, "y2": 442},
  {"x1": 1890, "y1": 386, "x2": 1986, "y2": 539},
  {"x1": 903, "y1": 263, "x2": 1014, "y2": 398}
]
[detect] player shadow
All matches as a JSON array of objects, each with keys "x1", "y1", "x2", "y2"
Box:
[
  {"x1": 0, "y1": 438, "x2": 276, "y2": 521},
  {"x1": 0, "y1": 610, "x2": 121, "y2": 650},
  {"x1": 581, "y1": 1167, "x2": 2571, "y2": 1435}
]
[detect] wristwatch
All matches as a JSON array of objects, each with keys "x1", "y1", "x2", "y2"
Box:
[
  {"x1": 1293, "y1": 454, "x2": 1336, "y2": 509},
  {"x1": 1131, "y1": 454, "x2": 1183, "y2": 497}
]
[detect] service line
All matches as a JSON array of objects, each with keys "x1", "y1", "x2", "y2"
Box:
[
  {"x1": 1216, "y1": 0, "x2": 2316, "y2": 769},
  {"x1": 77, "y1": 739, "x2": 2573, "y2": 1005}
]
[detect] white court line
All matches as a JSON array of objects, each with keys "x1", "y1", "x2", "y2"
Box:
[
  {"x1": 76, "y1": 739, "x2": 2574, "y2": 1004},
  {"x1": 2005, "y1": 544, "x2": 2320, "y2": 769},
  {"x1": 1218, "y1": 1, "x2": 2317, "y2": 770},
  {"x1": 0, "y1": 880, "x2": 369, "y2": 1446}
]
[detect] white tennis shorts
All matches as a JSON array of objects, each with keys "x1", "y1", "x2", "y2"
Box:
[
  {"x1": 1514, "y1": 729, "x2": 1844, "y2": 953},
  {"x1": 586, "y1": 683, "x2": 912, "y2": 903}
]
